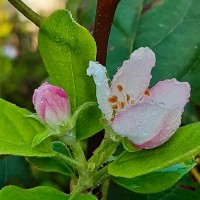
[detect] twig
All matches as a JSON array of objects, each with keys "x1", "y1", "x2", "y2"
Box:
[
  {"x1": 8, "y1": 0, "x2": 44, "y2": 27},
  {"x1": 93, "y1": 0, "x2": 121, "y2": 66}
]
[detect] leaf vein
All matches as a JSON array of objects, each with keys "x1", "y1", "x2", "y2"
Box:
[{"x1": 151, "y1": 0, "x2": 192, "y2": 49}]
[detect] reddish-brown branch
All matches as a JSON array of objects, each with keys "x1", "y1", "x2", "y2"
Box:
[
  {"x1": 87, "y1": 0, "x2": 121, "y2": 159},
  {"x1": 93, "y1": 0, "x2": 121, "y2": 66}
]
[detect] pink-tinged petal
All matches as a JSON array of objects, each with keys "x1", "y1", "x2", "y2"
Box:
[
  {"x1": 112, "y1": 102, "x2": 182, "y2": 149},
  {"x1": 87, "y1": 61, "x2": 113, "y2": 120},
  {"x1": 110, "y1": 47, "x2": 155, "y2": 103},
  {"x1": 44, "y1": 103, "x2": 61, "y2": 127},
  {"x1": 33, "y1": 83, "x2": 71, "y2": 128},
  {"x1": 136, "y1": 108, "x2": 183, "y2": 149},
  {"x1": 143, "y1": 79, "x2": 190, "y2": 109}
]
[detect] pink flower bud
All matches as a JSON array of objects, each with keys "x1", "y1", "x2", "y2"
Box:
[{"x1": 33, "y1": 83, "x2": 71, "y2": 128}]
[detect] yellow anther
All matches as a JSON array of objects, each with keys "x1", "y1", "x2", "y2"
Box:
[
  {"x1": 120, "y1": 102, "x2": 125, "y2": 109},
  {"x1": 117, "y1": 85, "x2": 123, "y2": 92},
  {"x1": 112, "y1": 104, "x2": 118, "y2": 110},
  {"x1": 108, "y1": 95, "x2": 118, "y2": 103},
  {"x1": 126, "y1": 94, "x2": 130, "y2": 102},
  {"x1": 110, "y1": 117, "x2": 115, "y2": 122},
  {"x1": 144, "y1": 89, "x2": 150, "y2": 96}
]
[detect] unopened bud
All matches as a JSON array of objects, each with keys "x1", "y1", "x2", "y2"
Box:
[{"x1": 33, "y1": 82, "x2": 70, "y2": 128}]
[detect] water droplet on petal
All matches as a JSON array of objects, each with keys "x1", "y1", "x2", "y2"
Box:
[
  {"x1": 159, "y1": 102, "x2": 165, "y2": 106},
  {"x1": 143, "y1": 132, "x2": 147, "y2": 136}
]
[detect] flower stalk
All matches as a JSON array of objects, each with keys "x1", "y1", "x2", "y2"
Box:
[
  {"x1": 68, "y1": 137, "x2": 117, "y2": 199},
  {"x1": 8, "y1": 0, "x2": 44, "y2": 27}
]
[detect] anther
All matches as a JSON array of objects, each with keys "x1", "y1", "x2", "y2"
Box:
[
  {"x1": 120, "y1": 102, "x2": 125, "y2": 109},
  {"x1": 108, "y1": 95, "x2": 118, "y2": 103},
  {"x1": 144, "y1": 89, "x2": 150, "y2": 96},
  {"x1": 126, "y1": 94, "x2": 130, "y2": 102},
  {"x1": 110, "y1": 117, "x2": 115, "y2": 122},
  {"x1": 112, "y1": 104, "x2": 118, "y2": 110},
  {"x1": 117, "y1": 85, "x2": 123, "y2": 92}
]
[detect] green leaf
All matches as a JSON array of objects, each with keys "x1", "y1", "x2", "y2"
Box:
[
  {"x1": 71, "y1": 102, "x2": 97, "y2": 125},
  {"x1": 52, "y1": 141, "x2": 71, "y2": 156},
  {"x1": 108, "y1": 123, "x2": 200, "y2": 178},
  {"x1": 78, "y1": 1, "x2": 97, "y2": 29},
  {"x1": 31, "y1": 129, "x2": 54, "y2": 148},
  {"x1": 113, "y1": 161, "x2": 195, "y2": 194},
  {"x1": 0, "y1": 99, "x2": 54, "y2": 157},
  {"x1": 182, "y1": 102, "x2": 200, "y2": 124},
  {"x1": 0, "y1": 185, "x2": 97, "y2": 200},
  {"x1": 38, "y1": 10, "x2": 96, "y2": 111},
  {"x1": 107, "y1": 181, "x2": 147, "y2": 200},
  {"x1": 0, "y1": 156, "x2": 34, "y2": 189},
  {"x1": 122, "y1": 138, "x2": 140, "y2": 152},
  {"x1": 38, "y1": 9, "x2": 102, "y2": 139},
  {"x1": 148, "y1": 174, "x2": 200, "y2": 200},
  {"x1": 71, "y1": 102, "x2": 100, "y2": 140},
  {"x1": 134, "y1": 0, "x2": 200, "y2": 105},
  {"x1": 76, "y1": 106, "x2": 102, "y2": 140},
  {"x1": 76, "y1": 195, "x2": 97, "y2": 200},
  {"x1": 28, "y1": 141, "x2": 74, "y2": 176},
  {"x1": 28, "y1": 155, "x2": 73, "y2": 176}
]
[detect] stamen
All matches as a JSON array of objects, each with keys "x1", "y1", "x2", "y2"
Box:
[
  {"x1": 126, "y1": 94, "x2": 130, "y2": 102},
  {"x1": 120, "y1": 102, "x2": 125, "y2": 109},
  {"x1": 108, "y1": 95, "x2": 118, "y2": 103},
  {"x1": 144, "y1": 89, "x2": 150, "y2": 96},
  {"x1": 117, "y1": 85, "x2": 123, "y2": 92},
  {"x1": 131, "y1": 100, "x2": 134, "y2": 104},
  {"x1": 110, "y1": 117, "x2": 115, "y2": 122},
  {"x1": 112, "y1": 104, "x2": 118, "y2": 110}
]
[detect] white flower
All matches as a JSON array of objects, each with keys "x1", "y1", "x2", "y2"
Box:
[{"x1": 87, "y1": 47, "x2": 190, "y2": 149}]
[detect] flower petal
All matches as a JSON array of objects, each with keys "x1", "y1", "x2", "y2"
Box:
[
  {"x1": 110, "y1": 47, "x2": 155, "y2": 103},
  {"x1": 87, "y1": 61, "x2": 113, "y2": 120},
  {"x1": 136, "y1": 107, "x2": 182, "y2": 149},
  {"x1": 144, "y1": 79, "x2": 190, "y2": 109},
  {"x1": 112, "y1": 102, "x2": 182, "y2": 149},
  {"x1": 33, "y1": 83, "x2": 71, "y2": 128}
]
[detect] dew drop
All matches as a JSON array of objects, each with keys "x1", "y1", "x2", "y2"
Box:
[
  {"x1": 158, "y1": 23, "x2": 165, "y2": 28},
  {"x1": 142, "y1": 132, "x2": 147, "y2": 136},
  {"x1": 159, "y1": 102, "x2": 165, "y2": 106}
]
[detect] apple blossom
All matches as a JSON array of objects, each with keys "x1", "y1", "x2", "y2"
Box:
[
  {"x1": 33, "y1": 82, "x2": 71, "y2": 128},
  {"x1": 87, "y1": 47, "x2": 190, "y2": 149}
]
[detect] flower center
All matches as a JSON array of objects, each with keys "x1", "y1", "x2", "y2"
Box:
[
  {"x1": 108, "y1": 85, "x2": 132, "y2": 121},
  {"x1": 108, "y1": 85, "x2": 150, "y2": 121}
]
